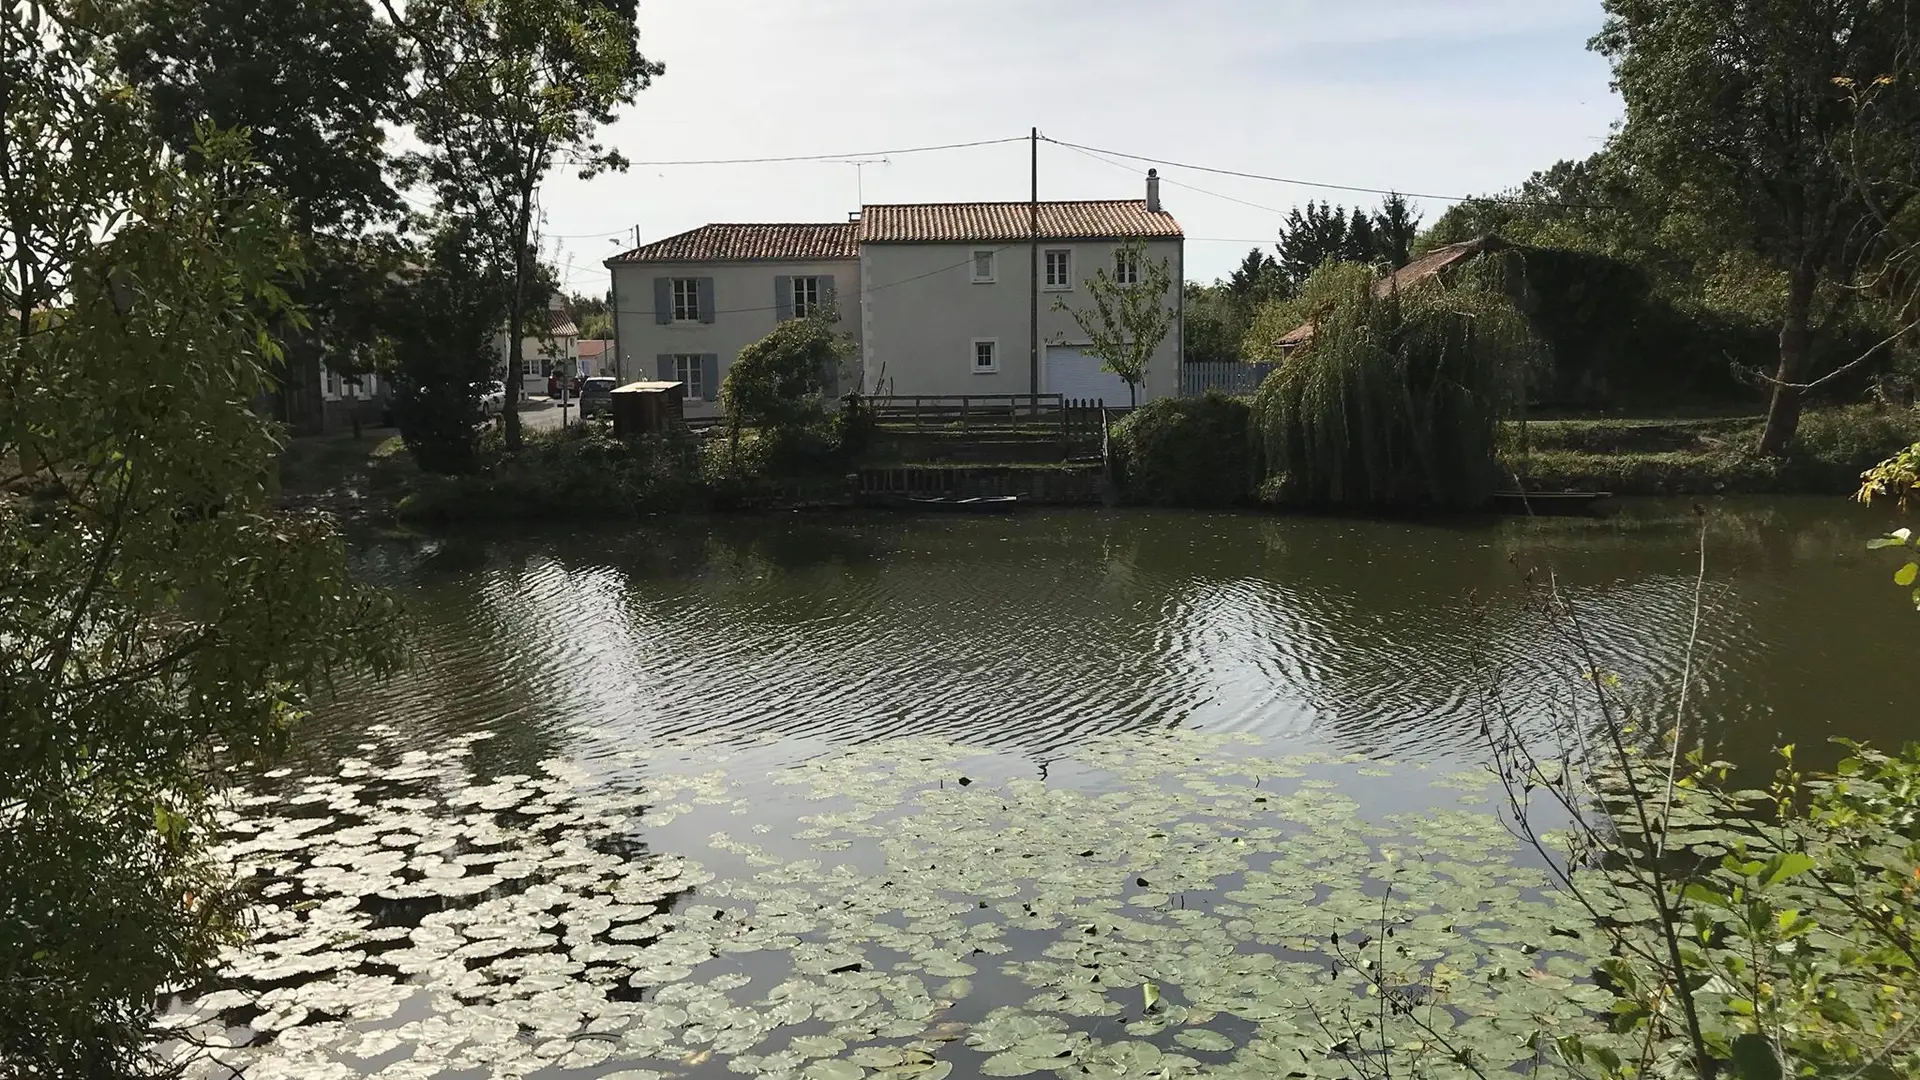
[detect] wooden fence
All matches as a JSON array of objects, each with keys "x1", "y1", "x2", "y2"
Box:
[
  {"x1": 856, "y1": 394, "x2": 1125, "y2": 437},
  {"x1": 1179, "y1": 362, "x2": 1275, "y2": 397}
]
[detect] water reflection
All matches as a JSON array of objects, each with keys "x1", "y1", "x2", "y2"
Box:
[{"x1": 320, "y1": 501, "x2": 1920, "y2": 776}]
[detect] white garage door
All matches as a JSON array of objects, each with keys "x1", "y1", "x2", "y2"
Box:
[{"x1": 1045, "y1": 345, "x2": 1135, "y2": 406}]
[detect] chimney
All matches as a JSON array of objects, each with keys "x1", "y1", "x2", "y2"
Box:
[{"x1": 1146, "y1": 169, "x2": 1161, "y2": 213}]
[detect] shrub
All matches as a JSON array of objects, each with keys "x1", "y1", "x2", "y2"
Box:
[
  {"x1": 722, "y1": 318, "x2": 849, "y2": 431},
  {"x1": 1111, "y1": 393, "x2": 1254, "y2": 507},
  {"x1": 397, "y1": 427, "x2": 703, "y2": 522},
  {"x1": 1252, "y1": 276, "x2": 1534, "y2": 509}
]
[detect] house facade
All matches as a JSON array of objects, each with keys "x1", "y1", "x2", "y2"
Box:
[
  {"x1": 605, "y1": 173, "x2": 1182, "y2": 413},
  {"x1": 605, "y1": 223, "x2": 861, "y2": 418},
  {"x1": 495, "y1": 299, "x2": 579, "y2": 397}
]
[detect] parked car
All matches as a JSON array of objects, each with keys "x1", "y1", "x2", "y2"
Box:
[
  {"x1": 476, "y1": 381, "x2": 505, "y2": 417},
  {"x1": 579, "y1": 376, "x2": 618, "y2": 417}
]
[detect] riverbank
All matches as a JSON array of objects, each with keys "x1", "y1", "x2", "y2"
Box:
[
  {"x1": 277, "y1": 404, "x2": 1920, "y2": 524},
  {"x1": 1501, "y1": 406, "x2": 1920, "y2": 496}
]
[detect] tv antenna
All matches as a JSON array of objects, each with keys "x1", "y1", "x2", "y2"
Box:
[{"x1": 828, "y1": 157, "x2": 889, "y2": 207}]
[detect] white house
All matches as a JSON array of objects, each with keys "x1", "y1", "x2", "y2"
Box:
[
  {"x1": 494, "y1": 296, "x2": 580, "y2": 397},
  {"x1": 604, "y1": 222, "x2": 861, "y2": 418},
  {"x1": 605, "y1": 172, "x2": 1183, "y2": 413}
]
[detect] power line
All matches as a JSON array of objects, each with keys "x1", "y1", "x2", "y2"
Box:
[
  {"x1": 1039, "y1": 135, "x2": 1621, "y2": 211},
  {"x1": 1054, "y1": 140, "x2": 1295, "y2": 216},
  {"x1": 561, "y1": 136, "x2": 1026, "y2": 169}
]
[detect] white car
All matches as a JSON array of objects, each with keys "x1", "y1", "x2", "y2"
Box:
[{"x1": 477, "y1": 381, "x2": 505, "y2": 417}]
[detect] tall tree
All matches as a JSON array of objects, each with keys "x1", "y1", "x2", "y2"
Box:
[
  {"x1": 1053, "y1": 240, "x2": 1177, "y2": 406},
  {"x1": 1276, "y1": 201, "x2": 1353, "y2": 290},
  {"x1": 1373, "y1": 192, "x2": 1422, "y2": 268},
  {"x1": 381, "y1": 0, "x2": 663, "y2": 450},
  {"x1": 1595, "y1": 0, "x2": 1919, "y2": 452},
  {"x1": 1227, "y1": 247, "x2": 1286, "y2": 307},
  {"x1": 1343, "y1": 209, "x2": 1378, "y2": 266},
  {"x1": 104, "y1": 0, "x2": 412, "y2": 392},
  {"x1": 1, "y1": 4, "x2": 394, "y2": 1073}
]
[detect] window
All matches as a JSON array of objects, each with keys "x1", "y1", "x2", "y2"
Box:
[
  {"x1": 674, "y1": 354, "x2": 706, "y2": 400},
  {"x1": 791, "y1": 276, "x2": 821, "y2": 319},
  {"x1": 521, "y1": 355, "x2": 540, "y2": 376},
  {"x1": 971, "y1": 250, "x2": 997, "y2": 283},
  {"x1": 1114, "y1": 249, "x2": 1140, "y2": 285},
  {"x1": 971, "y1": 339, "x2": 999, "y2": 374},
  {"x1": 1044, "y1": 249, "x2": 1072, "y2": 290},
  {"x1": 671, "y1": 278, "x2": 701, "y2": 321}
]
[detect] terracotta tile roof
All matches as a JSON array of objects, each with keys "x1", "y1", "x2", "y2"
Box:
[
  {"x1": 547, "y1": 308, "x2": 579, "y2": 337},
  {"x1": 1278, "y1": 237, "x2": 1505, "y2": 348},
  {"x1": 578, "y1": 339, "x2": 611, "y2": 360},
  {"x1": 606, "y1": 222, "x2": 860, "y2": 264},
  {"x1": 859, "y1": 200, "x2": 1184, "y2": 243}
]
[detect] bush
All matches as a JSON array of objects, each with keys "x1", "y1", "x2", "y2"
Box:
[
  {"x1": 1111, "y1": 393, "x2": 1254, "y2": 507},
  {"x1": 722, "y1": 318, "x2": 848, "y2": 431},
  {"x1": 396, "y1": 427, "x2": 703, "y2": 522}
]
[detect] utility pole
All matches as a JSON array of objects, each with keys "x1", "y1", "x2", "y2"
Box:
[{"x1": 1029, "y1": 126, "x2": 1039, "y2": 415}]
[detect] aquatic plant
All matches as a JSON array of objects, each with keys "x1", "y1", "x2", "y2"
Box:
[{"x1": 162, "y1": 728, "x2": 1629, "y2": 1080}]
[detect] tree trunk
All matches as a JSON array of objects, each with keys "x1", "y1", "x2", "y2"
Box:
[
  {"x1": 502, "y1": 190, "x2": 535, "y2": 453},
  {"x1": 1757, "y1": 261, "x2": 1819, "y2": 455}
]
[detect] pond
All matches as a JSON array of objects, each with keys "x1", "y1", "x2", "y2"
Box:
[{"x1": 171, "y1": 500, "x2": 1920, "y2": 1080}]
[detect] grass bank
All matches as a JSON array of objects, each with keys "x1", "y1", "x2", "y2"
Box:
[{"x1": 1503, "y1": 405, "x2": 1920, "y2": 496}]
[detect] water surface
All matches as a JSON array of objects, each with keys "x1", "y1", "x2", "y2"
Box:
[{"x1": 174, "y1": 500, "x2": 1920, "y2": 1079}]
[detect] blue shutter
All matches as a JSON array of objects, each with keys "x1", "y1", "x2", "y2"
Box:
[
  {"x1": 775, "y1": 277, "x2": 793, "y2": 321},
  {"x1": 697, "y1": 278, "x2": 716, "y2": 324},
  {"x1": 701, "y1": 354, "x2": 719, "y2": 401},
  {"x1": 656, "y1": 354, "x2": 674, "y2": 382},
  {"x1": 653, "y1": 278, "x2": 671, "y2": 324}
]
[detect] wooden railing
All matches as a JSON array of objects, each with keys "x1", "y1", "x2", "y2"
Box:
[{"x1": 856, "y1": 394, "x2": 1126, "y2": 436}]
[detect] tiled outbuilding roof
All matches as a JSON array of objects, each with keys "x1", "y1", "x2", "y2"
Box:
[
  {"x1": 1277, "y1": 237, "x2": 1506, "y2": 348},
  {"x1": 606, "y1": 222, "x2": 860, "y2": 264},
  {"x1": 859, "y1": 200, "x2": 1183, "y2": 243}
]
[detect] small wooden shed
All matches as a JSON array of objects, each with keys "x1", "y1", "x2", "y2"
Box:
[{"x1": 610, "y1": 381, "x2": 687, "y2": 436}]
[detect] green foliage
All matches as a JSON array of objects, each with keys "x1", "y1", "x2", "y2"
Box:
[
  {"x1": 1239, "y1": 259, "x2": 1376, "y2": 365},
  {"x1": 1110, "y1": 393, "x2": 1254, "y2": 507},
  {"x1": 398, "y1": 425, "x2": 703, "y2": 521},
  {"x1": 1052, "y1": 239, "x2": 1175, "y2": 406},
  {"x1": 1859, "y1": 441, "x2": 1920, "y2": 511},
  {"x1": 1276, "y1": 195, "x2": 1424, "y2": 290},
  {"x1": 104, "y1": 0, "x2": 408, "y2": 232},
  {"x1": 0, "y1": 10, "x2": 395, "y2": 1070},
  {"x1": 722, "y1": 316, "x2": 851, "y2": 431},
  {"x1": 1251, "y1": 276, "x2": 1533, "y2": 508},
  {"x1": 1180, "y1": 282, "x2": 1244, "y2": 365},
  {"x1": 1593, "y1": 0, "x2": 1920, "y2": 451},
  {"x1": 388, "y1": 218, "x2": 512, "y2": 474},
  {"x1": 1508, "y1": 406, "x2": 1920, "y2": 495},
  {"x1": 384, "y1": 0, "x2": 663, "y2": 449},
  {"x1": 1546, "y1": 743, "x2": 1920, "y2": 1079}
]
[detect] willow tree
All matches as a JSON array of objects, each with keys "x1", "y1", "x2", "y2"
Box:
[
  {"x1": 1251, "y1": 278, "x2": 1533, "y2": 509},
  {"x1": 1, "y1": 4, "x2": 395, "y2": 1074},
  {"x1": 380, "y1": 0, "x2": 663, "y2": 450}
]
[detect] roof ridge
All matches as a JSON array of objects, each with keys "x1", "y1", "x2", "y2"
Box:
[{"x1": 861, "y1": 198, "x2": 1149, "y2": 208}]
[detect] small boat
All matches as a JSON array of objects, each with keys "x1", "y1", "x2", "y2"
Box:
[
  {"x1": 1487, "y1": 490, "x2": 1614, "y2": 516},
  {"x1": 879, "y1": 494, "x2": 1023, "y2": 513}
]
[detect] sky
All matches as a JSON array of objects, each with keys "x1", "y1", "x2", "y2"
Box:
[{"x1": 537, "y1": 0, "x2": 1623, "y2": 296}]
